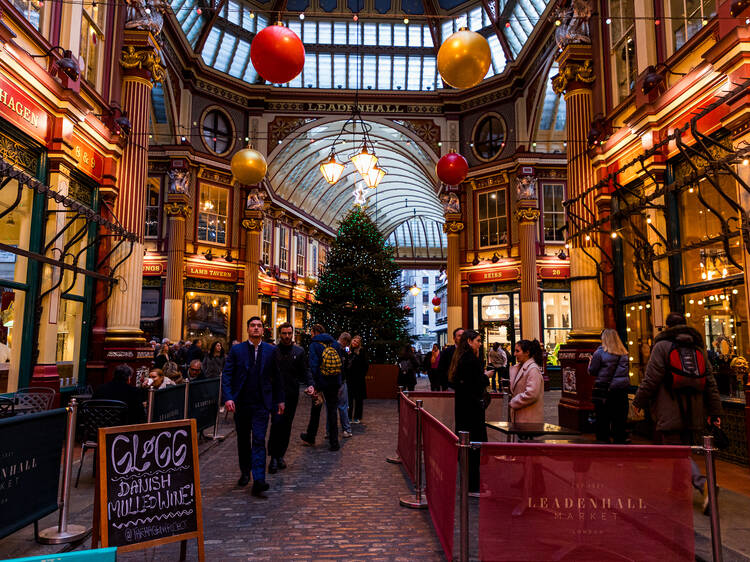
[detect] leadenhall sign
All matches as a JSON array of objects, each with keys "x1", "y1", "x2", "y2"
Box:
[{"x1": 0, "y1": 74, "x2": 49, "y2": 143}]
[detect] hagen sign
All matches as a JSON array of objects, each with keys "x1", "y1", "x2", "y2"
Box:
[{"x1": 0, "y1": 74, "x2": 49, "y2": 142}]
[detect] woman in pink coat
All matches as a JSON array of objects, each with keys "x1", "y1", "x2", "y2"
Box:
[{"x1": 509, "y1": 339, "x2": 545, "y2": 423}]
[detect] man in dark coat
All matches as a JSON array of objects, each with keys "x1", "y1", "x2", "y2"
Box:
[
  {"x1": 93, "y1": 364, "x2": 146, "y2": 424},
  {"x1": 633, "y1": 312, "x2": 722, "y2": 508},
  {"x1": 222, "y1": 316, "x2": 284, "y2": 497},
  {"x1": 437, "y1": 327, "x2": 464, "y2": 390},
  {"x1": 268, "y1": 322, "x2": 314, "y2": 473}
]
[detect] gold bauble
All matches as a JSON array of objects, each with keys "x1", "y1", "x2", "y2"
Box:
[
  {"x1": 231, "y1": 147, "x2": 267, "y2": 185},
  {"x1": 433, "y1": 305, "x2": 441, "y2": 313},
  {"x1": 437, "y1": 29, "x2": 491, "y2": 89}
]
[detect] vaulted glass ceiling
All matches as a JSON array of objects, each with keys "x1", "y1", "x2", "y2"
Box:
[
  {"x1": 266, "y1": 119, "x2": 443, "y2": 236},
  {"x1": 387, "y1": 216, "x2": 446, "y2": 260},
  {"x1": 170, "y1": 0, "x2": 551, "y2": 90}
]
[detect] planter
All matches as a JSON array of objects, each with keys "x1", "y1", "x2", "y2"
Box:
[{"x1": 365, "y1": 363, "x2": 399, "y2": 399}]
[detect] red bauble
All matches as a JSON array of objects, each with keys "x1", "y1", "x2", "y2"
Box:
[
  {"x1": 431, "y1": 296, "x2": 441, "y2": 306},
  {"x1": 250, "y1": 24, "x2": 305, "y2": 84},
  {"x1": 436, "y1": 152, "x2": 469, "y2": 185},
  {"x1": 404, "y1": 305, "x2": 411, "y2": 312}
]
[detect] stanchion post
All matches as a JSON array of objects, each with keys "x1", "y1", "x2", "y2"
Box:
[
  {"x1": 211, "y1": 378, "x2": 225, "y2": 441},
  {"x1": 38, "y1": 399, "x2": 89, "y2": 544},
  {"x1": 399, "y1": 399, "x2": 427, "y2": 509},
  {"x1": 147, "y1": 386, "x2": 155, "y2": 423},
  {"x1": 183, "y1": 380, "x2": 191, "y2": 419},
  {"x1": 704, "y1": 434, "x2": 722, "y2": 562},
  {"x1": 457, "y1": 431, "x2": 470, "y2": 562},
  {"x1": 386, "y1": 386, "x2": 406, "y2": 464}
]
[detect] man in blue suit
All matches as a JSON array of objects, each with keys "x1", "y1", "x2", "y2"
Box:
[{"x1": 222, "y1": 316, "x2": 284, "y2": 497}]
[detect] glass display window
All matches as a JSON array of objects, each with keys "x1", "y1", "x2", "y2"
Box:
[
  {"x1": 56, "y1": 299, "x2": 83, "y2": 386},
  {"x1": 623, "y1": 300, "x2": 654, "y2": 386},
  {"x1": 474, "y1": 292, "x2": 520, "y2": 348},
  {"x1": 184, "y1": 291, "x2": 231, "y2": 340},
  {"x1": 198, "y1": 184, "x2": 228, "y2": 245},
  {"x1": 294, "y1": 308, "x2": 305, "y2": 330},
  {"x1": 542, "y1": 291, "x2": 570, "y2": 355},
  {"x1": 477, "y1": 189, "x2": 508, "y2": 248},
  {"x1": 276, "y1": 306, "x2": 289, "y2": 328}
]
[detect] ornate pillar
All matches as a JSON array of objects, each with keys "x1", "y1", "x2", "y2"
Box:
[
  {"x1": 105, "y1": 30, "x2": 165, "y2": 365},
  {"x1": 163, "y1": 166, "x2": 191, "y2": 342},
  {"x1": 443, "y1": 208, "x2": 464, "y2": 336},
  {"x1": 241, "y1": 202, "x2": 264, "y2": 328},
  {"x1": 516, "y1": 175, "x2": 541, "y2": 340},
  {"x1": 553, "y1": 42, "x2": 603, "y2": 429}
]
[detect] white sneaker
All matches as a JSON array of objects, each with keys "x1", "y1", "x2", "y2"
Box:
[{"x1": 343, "y1": 431, "x2": 353, "y2": 438}]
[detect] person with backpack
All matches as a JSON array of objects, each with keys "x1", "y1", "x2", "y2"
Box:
[
  {"x1": 588, "y1": 329, "x2": 630, "y2": 444},
  {"x1": 633, "y1": 312, "x2": 722, "y2": 512},
  {"x1": 301, "y1": 324, "x2": 344, "y2": 451}
]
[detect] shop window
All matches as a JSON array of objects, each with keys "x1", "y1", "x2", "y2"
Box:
[
  {"x1": 145, "y1": 177, "x2": 160, "y2": 238},
  {"x1": 279, "y1": 226, "x2": 290, "y2": 271},
  {"x1": 197, "y1": 184, "x2": 228, "y2": 244},
  {"x1": 276, "y1": 306, "x2": 289, "y2": 329},
  {"x1": 294, "y1": 308, "x2": 305, "y2": 330},
  {"x1": 542, "y1": 184, "x2": 565, "y2": 242},
  {"x1": 184, "y1": 291, "x2": 231, "y2": 340},
  {"x1": 670, "y1": 0, "x2": 715, "y2": 51},
  {"x1": 262, "y1": 221, "x2": 272, "y2": 266},
  {"x1": 608, "y1": 0, "x2": 636, "y2": 104},
  {"x1": 14, "y1": 0, "x2": 43, "y2": 31},
  {"x1": 201, "y1": 109, "x2": 234, "y2": 155},
  {"x1": 309, "y1": 242, "x2": 318, "y2": 277},
  {"x1": 542, "y1": 292, "x2": 570, "y2": 357},
  {"x1": 477, "y1": 293, "x2": 520, "y2": 346},
  {"x1": 141, "y1": 288, "x2": 161, "y2": 319},
  {"x1": 80, "y1": 0, "x2": 104, "y2": 86},
  {"x1": 56, "y1": 299, "x2": 83, "y2": 386},
  {"x1": 296, "y1": 232, "x2": 306, "y2": 276},
  {"x1": 261, "y1": 300, "x2": 272, "y2": 326},
  {"x1": 319, "y1": 246, "x2": 326, "y2": 275},
  {"x1": 422, "y1": 292, "x2": 429, "y2": 304},
  {"x1": 477, "y1": 189, "x2": 507, "y2": 247},
  {"x1": 624, "y1": 300, "x2": 653, "y2": 386},
  {"x1": 472, "y1": 114, "x2": 506, "y2": 162}
]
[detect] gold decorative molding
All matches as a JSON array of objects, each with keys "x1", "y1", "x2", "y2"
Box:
[
  {"x1": 164, "y1": 202, "x2": 191, "y2": 217},
  {"x1": 443, "y1": 220, "x2": 465, "y2": 234},
  {"x1": 516, "y1": 208, "x2": 541, "y2": 223},
  {"x1": 552, "y1": 59, "x2": 594, "y2": 95},
  {"x1": 242, "y1": 218, "x2": 264, "y2": 232},
  {"x1": 120, "y1": 46, "x2": 166, "y2": 83}
]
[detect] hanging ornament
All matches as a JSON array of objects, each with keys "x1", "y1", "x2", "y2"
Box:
[
  {"x1": 433, "y1": 305, "x2": 441, "y2": 313},
  {"x1": 437, "y1": 28, "x2": 491, "y2": 89},
  {"x1": 436, "y1": 151, "x2": 469, "y2": 185},
  {"x1": 432, "y1": 296, "x2": 441, "y2": 306},
  {"x1": 353, "y1": 186, "x2": 367, "y2": 206},
  {"x1": 250, "y1": 23, "x2": 305, "y2": 84},
  {"x1": 231, "y1": 146, "x2": 267, "y2": 185},
  {"x1": 404, "y1": 305, "x2": 411, "y2": 312}
]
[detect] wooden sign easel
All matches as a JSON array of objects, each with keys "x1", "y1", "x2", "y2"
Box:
[{"x1": 92, "y1": 419, "x2": 205, "y2": 561}]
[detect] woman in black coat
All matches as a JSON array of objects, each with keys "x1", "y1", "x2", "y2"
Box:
[
  {"x1": 448, "y1": 329, "x2": 488, "y2": 494},
  {"x1": 347, "y1": 335, "x2": 369, "y2": 423}
]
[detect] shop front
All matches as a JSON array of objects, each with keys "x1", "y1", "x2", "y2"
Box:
[{"x1": 183, "y1": 260, "x2": 239, "y2": 346}]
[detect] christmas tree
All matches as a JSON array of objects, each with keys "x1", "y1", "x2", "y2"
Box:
[{"x1": 310, "y1": 207, "x2": 410, "y2": 363}]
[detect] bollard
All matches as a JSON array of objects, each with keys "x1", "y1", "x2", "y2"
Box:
[
  {"x1": 399, "y1": 399, "x2": 428, "y2": 509},
  {"x1": 457, "y1": 431, "x2": 470, "y2": 562},
  {"x1": 38, "y1": 399, "x2": 89, "y2": 544},
  {"x1": 704, "y1": 435, "x2": 723, "y2": 562},
  {"x1": 147, "y1": 385, "x2": 155, "y2": 423},
  {"x1": 386, "y1": 386, "x2": 405, "y2": 464},
  {"x1": 210, "y1": 379, "x2": 226, "y2": 441},
  {"x1": 183, "y1": 380, "x2": 191, "y2": 419}
]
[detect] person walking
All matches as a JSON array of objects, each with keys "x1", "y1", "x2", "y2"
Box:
[
  {"x1": 301, "y1": 324, "x2": 343, "y2": 451},
  {"x1": 347, "y1": 335, "x2": 369, "y2": 423},
  {"x1": 632, "y1": 312, "x2": 722, "y2": 512},
  {"x1": 426, "y1": 343, "x2": 441, "y2": 391},
  {"x1": 487, "y1": 342, "x2": 506, "y2": 391},
  {"x1": 221, "y1": 316, "x2": 284, "y2": 497},
  {"x1": 397, "y1": 345, "x2": 420, "y2": 391},
  {"x1": 268, "y1": 323, "x2": 314, "y2": 474},
  {"x1": 509, "y1": 339, "x2": 545, "y2": 423},
  {"x1": 336, "y1": 332, "x2": 353, "y2": 438},
  {"x1": 448, "y1": 329, "x2": 488, "y2": 494},
  {"x1": 588, "y1": 329, "x2": 630, "y2": 443},
  {"x1": 437, "y1": 328, "x2": 464, "y2": 391},
  {"x1": 202, "y1": 340, "x2": 226, "y2": 379}
]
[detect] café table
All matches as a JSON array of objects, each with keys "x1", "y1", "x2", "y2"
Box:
[{"x1": 485, "y1": 421, "x2": 581, "y2": 442}]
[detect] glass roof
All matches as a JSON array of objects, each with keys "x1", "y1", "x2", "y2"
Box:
[
  {"x1": 266, "y1": 119, "x2": 443, "y2": 235},
  {"x1": 387, "y1": 216, "x2": 446, "y2": 260},
  {"x1": 170, "y1": 0, "x2": 551, "y2": 90}
]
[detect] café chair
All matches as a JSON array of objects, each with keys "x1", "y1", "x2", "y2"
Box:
[
  {"x1": 15, "y1": 387, "x2": 55, "y2": 413},
  {"x1": 75, "y1": 399, "x2": 128, "y2": 487},
  {"x1": 0, "y1": 396, "x2": 14, "y2": 418}
]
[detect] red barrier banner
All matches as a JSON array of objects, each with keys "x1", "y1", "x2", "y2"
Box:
[
  {"x1": 479, "y1": 444, "x2": 694, "y2": 561},
  {"x1": 397, "y1": 393, "x2": 417, "y2": 482},
  {"x1": 421, "y1": 410, "x2": 458, "y2": 561}
]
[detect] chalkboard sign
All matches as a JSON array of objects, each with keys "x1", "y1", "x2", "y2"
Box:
[
  {"x1": 188, "y1": 379, "x2": 220, "y2": 432},
  {"x1": 96, "y1": 419, "x2": 205, "y2": 559}
]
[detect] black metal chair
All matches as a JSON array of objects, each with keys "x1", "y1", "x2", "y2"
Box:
[
  {"x1": 75, "y1": 399, "x2": 128, "y2": 487},
  {"x1": 0, "y1": 396, "x2": 14, "y2": 418},
  {"x1": 15, "y1": 387, "x2": 55, "y2": 413}
]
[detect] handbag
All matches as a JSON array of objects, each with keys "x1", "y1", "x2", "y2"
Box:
[{"x1": 705, "y1": 422, "x2": 730, "y2": 450}]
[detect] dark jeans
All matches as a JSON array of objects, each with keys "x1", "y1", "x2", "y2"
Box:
[
  {"x1": 348, "y1": 384, "x2": 363, "y2": 420},
  {"x1": 427, "y1": 368, "x2": 440, "y2": 391},
  {"x1": 234, "y1": 403, "x2": 270, "y2": 482},
  {"x1": 268, "y1": 387, "x2": 299, "y2": 459},
  {"x1": 305, "y1": 386, "x2": 340, "y2": 447},
  {"x1": 594, "y1": 388, "x2": 629, "y2": 443}
]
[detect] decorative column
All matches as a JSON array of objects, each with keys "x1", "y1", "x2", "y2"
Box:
[
  {"x1": 163, "y1": 164, "x2": 191, "y2": 342},
  {"x1": 553, "y1": 42, "x2": 603, "y2": 429},
  {"x1": 241, "y1": 197, "x2": 264, "y2": 328},
  {"x1": 105, "y1": 30, "x2": 165, "y2": 366},
  {"x1": 515, "y1": 175, "x2": 541, "y2": 340},
  {"x1": 443, "y1": 206, "x2": 464, "y2": 337}
]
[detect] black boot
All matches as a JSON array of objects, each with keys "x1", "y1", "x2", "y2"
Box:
[
  {"x1": 277, "y1": 457, "x2": 287, "y2": 469},
  {"x1": 251, "y1": 480, "x2": 270, "y2": 497}
]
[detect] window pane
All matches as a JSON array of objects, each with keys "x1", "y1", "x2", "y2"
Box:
[
  {"x1": 363, "y1": 22, "x2": 377, "y2": 45},
  {"x1": 378, "y1": 56, "x2": 391, "y2": 89},
  {"x1": 407, "y1": 56, "x2": 421, "y2": 90},
  {"x1": 379, "y1": 23, "x2": 392, "y2": 45},
  {"x1": 348, "y1": 54, "x2": 360, "y2": 89},
  {"x1": 422, "y1": 56, "x2": 436, "y2": 90},
  {"x1": 333, "y1": 54, "x2": 346, "y2": 88},
  {"x1": 318, "y1": 53, "x2": 332, "y2": 88},
  {"x1": 363, "y1": 55, "x2": 377, "y2": 89},
  {"x1": 392, "y1": 56, "x2": 406, "y2": 90},
  {"x1": 393, "y1": 24, "x2": 407, "y2": 46},
  {"x1": 318, "y1": 21, "x2": 332, "y2": 44},
  {"x1": 303, "y1": 20, "x2": 317, "y2": 42},
  {"x1": 303, "y1": 52, "x2": 317, "y2": 87},
  {"x1": 333, "y1": 21, "x2": 347, "y2": 44},
  {"x1": 408, "y1": 24, "x2": 422, "y2": 46}
]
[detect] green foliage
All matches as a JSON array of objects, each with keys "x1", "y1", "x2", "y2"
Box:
[{"x1": 310, "y1": 207, "x2": 410, "y2": 363}]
